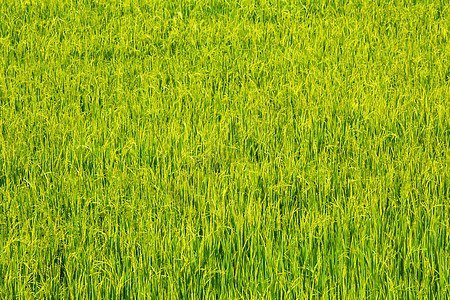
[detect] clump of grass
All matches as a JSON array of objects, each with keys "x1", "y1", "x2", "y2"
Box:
[{"x1": 0, "y1": 0, "x2": 449, "y2": 298}]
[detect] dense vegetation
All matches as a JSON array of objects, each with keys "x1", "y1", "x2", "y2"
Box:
[{"x1": 0, "y1": 0, "x2": 449, "y2": 298}]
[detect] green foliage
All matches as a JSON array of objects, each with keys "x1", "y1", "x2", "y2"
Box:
[{"x1": 0, "y1": 0, "x2": 449, "y2": 298}]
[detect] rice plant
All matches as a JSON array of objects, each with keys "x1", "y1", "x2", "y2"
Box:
[{"x1": 0, "y1": 0, "x2": 449, "y2": 298}]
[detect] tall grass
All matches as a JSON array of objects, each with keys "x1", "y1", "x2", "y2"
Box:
[{"x1": 0, "y1": 0, "x2": 449, "y2": 298}]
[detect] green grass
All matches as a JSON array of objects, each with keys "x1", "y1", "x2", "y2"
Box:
[{"x1": 0, "y1": 0, "x2": 449, "y2": 298}]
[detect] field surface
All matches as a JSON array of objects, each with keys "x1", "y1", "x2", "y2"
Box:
[{"x1": 0, "y1": 0, "x2": 449, "y2": 299}]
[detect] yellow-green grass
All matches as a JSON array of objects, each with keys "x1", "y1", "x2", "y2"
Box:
[{"x1": 0, "y1": 0, "x2": 449, "y2": 298}]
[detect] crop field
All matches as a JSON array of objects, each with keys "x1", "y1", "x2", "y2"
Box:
[{"x1": 0, "y1": 0, "x2": 449, "y2": 298}]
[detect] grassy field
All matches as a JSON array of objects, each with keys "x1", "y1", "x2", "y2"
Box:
[{"x1": 0, "y1": 0, "x2": 449, "y2": 298}]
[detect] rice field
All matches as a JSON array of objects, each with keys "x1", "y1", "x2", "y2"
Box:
[{"x1": 0, "y1": 0, "x2": 449, "y2": 298}]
